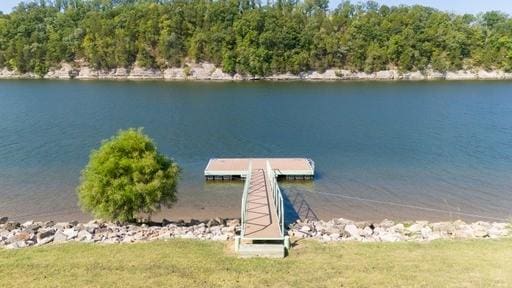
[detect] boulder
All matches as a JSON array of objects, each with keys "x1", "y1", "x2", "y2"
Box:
[
  {"x1": 21, "y1": 220, "x2": 34, "y2": 227},
  {"x1": 37, "y1": 229, "x2": 56, "y2": 241},
  {"x1": 420, "y1": 227, "x2": 433, "y2": 240},
  {"x1": 378, "y1": 231, "x2": 401, "y2": 242},
  {"x1": 330, "y1": 233, "x2": 341, "y2": 241},
  {"x1": 188, "y1": 219, "x2": 201, "y2": 226},
  {"x1": 206, "y1": 218, "x2": 221, "y2": 228},
  {"x1": 161, "y1": 218, "x2": 172, "y2": 227},
  {"x1": 63, "y1": 228, "x2": 78, "y2": 240},
  {"x1": 379, "y1": 219, "x2": 395, "y2": 228},
  {"x1": 37, "y1": 236, "x2": 54, "y2": 246},
  {"x1": 361, "y1": 226, "x2": 374, "y2": 238},
  {"x1": 291, "y1": 230, "x2": 309, "y2": 238},
  {"x1": 390, "y1": 223, "x2": 405, "y2": 233},
  {"x1": 24, "y1": 223, "x2": 42, "y2": 232},
  {"x1": 431, "y1": 222, "x2": 455, "y2": 235},
  {"x1": 53, "y1": 231, "x2": 68, "y2": 243},
  {"x1": 226, "y1": 219, "x2": 240, "y2": 227},
  {"x1": 344, "y1": 224, "x2": 361, "y2": 240},
  {"x1": 299, "y1": 225, "x2": 312, "y2": 233},
  {"x1": 77, "y1": 230, "x2": 93, "y2": 242},
  {"x1": 4, "y1": 222, "x2": 20, "y2": 231},
  {"x1": 406, "y1": 223, "x2": 424, "y2": 235},
  {"x1": 14, "y1": 231, "x2": 34, "y2": 242},
  {"x1": 5, "y1": 241, "x2": 27, "y2": 249},
  {"x1": 55, "y1": 222, "x2": 71, "y2": 230},
  {"x1": 0, "y1": 217, "x2": 8, "y2": 224}
]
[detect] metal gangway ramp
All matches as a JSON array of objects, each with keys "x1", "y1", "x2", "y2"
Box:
[{"x1": 204, "y1": 158, "x2": 315, "y2": 257}]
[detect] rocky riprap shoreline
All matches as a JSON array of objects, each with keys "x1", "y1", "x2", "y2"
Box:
[
  {"x1": 288, "y1": 218, "x2": 511, "y2": 242},
  {"x1": 1, "y1": 216, "x2": 510, "y2": 249},
  {"x1": 0, "y1": 217, "x2": 239, "y2": 250}
]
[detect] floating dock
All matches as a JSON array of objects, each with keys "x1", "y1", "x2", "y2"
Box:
[
  {"x1": 204, "y1": 158, "x2": 315, "y2": 180},
  {"x1": 204, "y1": 158, "x2": 315, "y2": 257}
]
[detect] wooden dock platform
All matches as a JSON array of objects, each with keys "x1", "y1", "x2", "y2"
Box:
[
  {"x1": 204, "y1": 158, "x2": 315, "y2": 257},
  {"x1": 204, "y1": 158, "x2": 314, "y2": 180}
]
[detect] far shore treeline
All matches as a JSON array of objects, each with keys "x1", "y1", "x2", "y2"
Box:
[{"x1": 0, "y1": 0, "x2": 511, "y2": 77}]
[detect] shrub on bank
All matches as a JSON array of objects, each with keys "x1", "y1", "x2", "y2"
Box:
[{"x1": 77, "y1": 128, "x2": 180, "y2": 222}]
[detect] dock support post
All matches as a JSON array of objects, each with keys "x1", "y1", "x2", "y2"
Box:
[
  {"x1": 284, "y1": 236, "x2": 290, "y2": 250},
  {"x1": 235, "y1": 236, "x2": 241, "y2": 253}
]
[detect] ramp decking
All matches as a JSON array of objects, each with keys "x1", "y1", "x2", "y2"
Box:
[{"x1": 244, "y1": 168, "x2": 281, "y2": 239}]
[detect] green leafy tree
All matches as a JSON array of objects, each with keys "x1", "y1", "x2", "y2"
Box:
[
  {"x1": 77, "y1": 128, "x2": 180, "y2": 222},
  {"x1": 1, "y1": 0, "x2": 512, "y2": 75}
]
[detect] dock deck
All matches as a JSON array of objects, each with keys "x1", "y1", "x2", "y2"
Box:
[{"x1": 204, "y1": 158, "x2": 314, "y2": 179}]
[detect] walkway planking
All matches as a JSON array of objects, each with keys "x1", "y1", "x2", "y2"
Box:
[{"x1": 244, "y1": 167, "x2": 281, "y2": 239}]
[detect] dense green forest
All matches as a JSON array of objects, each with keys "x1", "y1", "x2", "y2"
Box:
[{"x1": 0, "y1": 0, "x2": 511, "y2": 76}]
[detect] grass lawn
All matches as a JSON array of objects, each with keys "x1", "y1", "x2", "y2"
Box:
[{"x1": 1, "y1": 239, "x2": 511, "y2": 287}]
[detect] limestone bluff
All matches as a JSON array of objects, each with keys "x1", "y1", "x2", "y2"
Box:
[{"x1": 2, "y1": 62, "x2": 512, "y2": 81}]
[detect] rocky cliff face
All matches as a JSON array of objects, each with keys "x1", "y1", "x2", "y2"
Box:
[{"x1": 2, "y1": 62, "x2": 512, "y2": 81}]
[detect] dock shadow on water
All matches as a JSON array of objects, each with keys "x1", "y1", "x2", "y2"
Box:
[{"x1": 281, "y1": 187, "x2": 319, "y2": 226}]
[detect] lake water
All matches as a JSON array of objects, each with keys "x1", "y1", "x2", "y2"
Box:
[{"x1": 1, "y1": 80, "x2": 511, "y2": 222}]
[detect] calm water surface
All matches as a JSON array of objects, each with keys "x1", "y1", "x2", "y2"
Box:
[{"x1": 1, "y1": 80, "x2": 511, "y2": 222}]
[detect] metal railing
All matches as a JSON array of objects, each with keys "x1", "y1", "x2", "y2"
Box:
[
  {"x1": 240, "y1": 160, "x2": 252, "y2": 238},
  {"x1": 266, "y1": 160, "x2": 285, "y2": 237}
]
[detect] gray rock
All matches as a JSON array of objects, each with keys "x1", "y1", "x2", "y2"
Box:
[
  {"x1": 379, "y1": 219, "x2": 395, "y2": 228},
  {"x1": 344, "y1": 224, "x2": 361, "y2": 239},
  {"x1": 473, "y1": 229, "x2": 489, "y2": 238},
  {"x1": 53, "y1": 231, "x2": 68, "y2": 243},
  {"x1": 77, "y1": 230, "x2": 93, "y2": 241},
  {"x1": 6, "y1": 240, "x2": 27, "y2": 249},
  {"x1": 63, "y1": 228, "x2": 78, "y2": 240},
  {"x1": 189, "y1": 219, "x2": 201, "y2": 226},
  {"x1": 37, "y1": 235, "x2": 54, "y2": 246},
  {"x1": 4, "y1": 222, "x2": 20, "y2": 231},
  {"x1": 162, "y1": 218, "x2": 172, "y2": 227},
  {"x1": 226, "y1": 219, "x2": 240, "y2": 227},
  {"x1": 330, "y1": 233, "x2": 341, "y2": 240},
  {"x1": 25, "y1": 223, "x2": 42, "y2": 232},
  {"x1": 378, "y1": 232, "x2": 401, "y2": 242},
  {"x1": 55, "y1": 222, "x2": 71, "y2": 230},
  {"x1": 206, "y1": 218, "x2": 220, "y2": 228},
  {"x1": 0, "y1": 217, "x2": 8, "y2": 224},
  {"x1": 38, "y1": 229, "x2": 56, "y2": 240},
  {"x1": 406, "y1": 223, "x2": 424, "y2": 235},
  {"x1": 299, "y1": 225, "x2": 312, "y2": 233},
  {"x1": 420, "y1": 227, "x2": 433, "y2": 239},
  {"x1": 391, "y1": 223, "x2": 405, "y2": 232},
  {"x1": 21, "y1": 220, "x2": 34, "y2": 227},
  {"x1": 451, "y1": 226, "x2": 468, "y2": 237},
  {"x1": 431, "y1": 222, "x2": 455, "y2": 234},
  {"x1": 84, "y1": 223, "x2": 99, "y2": 234},
  {"x1": 361, "y1": 226, "x2": 374, "y2": 238}
]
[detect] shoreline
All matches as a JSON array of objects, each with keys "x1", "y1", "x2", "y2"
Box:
[
  {"x1": 1, "y1": 216, "x2": 510, "y2": 249},
  {"x1": 2, "y1": 62, "x2": 512, "y2": 81}
]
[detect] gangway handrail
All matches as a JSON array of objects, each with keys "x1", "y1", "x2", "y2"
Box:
[
  {"x1": 240, "y1": 160, "x2": 252, "y2": 238},
  {"x1": 266, "y1": 160, "x2": 285, "y2": 237}
]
